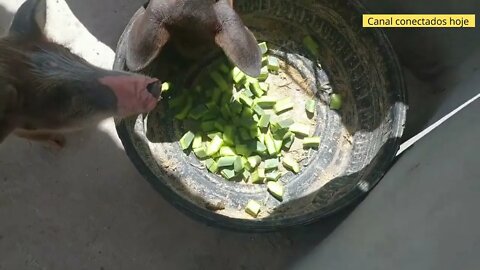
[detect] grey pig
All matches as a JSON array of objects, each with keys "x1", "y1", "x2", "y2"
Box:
[{"x1": 0, "y1": 0, "x2": 162, "y2": 148}]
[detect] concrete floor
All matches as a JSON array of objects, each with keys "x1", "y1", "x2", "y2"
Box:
[{"x1": 0, "y1": 0, "x2": 478, "y2": 269}]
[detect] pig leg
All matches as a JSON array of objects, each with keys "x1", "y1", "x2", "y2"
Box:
[{"x1": 14, "y1": 129, "x2": 66, "y2": 149}]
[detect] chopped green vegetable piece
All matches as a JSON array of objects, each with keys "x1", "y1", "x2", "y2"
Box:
[
  {"x1": 221, "y1": 92, "x2": 232, "y2": 105},
  {"x1": 239, "y1": 128, "x2": 251, "y2": 141},
  {"x1": 236, "y1": 144, "x2": 253, "y2": 157},
  {"x1": 242, "y1": 169, "x2": 251, "y2": 181},
  {"x1": 277, "y1": 118, "x2": 295, "y2": 129},
  {"x1": 206, "y1": 135, "x2": 224, "y2": 156},
  {"x1": 193, "y1": 145, "x2": 208, "y2": 159},
  {"x1": 189, "y1": 105, "x2": 208, "y2": 120},
  {"x1": 259, "y1": 55, "x2": 267, "y2": 65},
  {"x1": 303, "y1": 35, "x2": 320, "y2": 57},
  {"x1": 264, "y1": 132, "x2": 277, "y2": 156},
  {"x1": 205, "y1": 159, "x2": 219, "y2": 173},
  {"x1": 330, "y1": 94, "x2": 342, "y2": 110},
  {"x1": 269, "y1": 120, "x2": 280, "y2": 134},
  {"x1": 258, "y1": 166, "x2": 266, "y2": 178},
  {"x1": 207, "y1": 132, "x2": 222, "y2": 140},
  {"x1": 289, "y1": 123, "x2": 311, "y2": 136},
  {"x1": 210, "y1": 71, "x2": 230, "y2": 91},
  {"x1": 257, "y1": 132, "x2": 265, "y2": 144},
  {"x1": 201, "y1": 121, "x2": 216, "y2": 132},
  {"x1": 255, "y1": 96, "x2": 277, "y2": 108},
  {"x1": 247, "y1": 156, "x2": 262, "y2": 169},
  {"x1": 239, "y1": 94, "x2": 254, "y2": 106},
  {"x1": 258, "y1": 42, "x2": 268, "y2": 54},
  {"x1": 232, "y1": 67, "x2": 246, "y2": 84},
  {"x1": 250, "y1": 81, "x2": 265, "y2": 97},
  {"x1": 273, "y1": 138, "x2": 283, "y2": 153},
  {"x1": 204, "y1": 158, "x2": 214, "y2": 167},
  {"x1": 201, "y1": 110, "x2": 217, "y2": 121},
  {"x1": 259, "y1": 82, "x2": 269, "y2": 92},
  {"x1": 175, "y1": 96, "x2": 193, "y2": 120},
  {"x1": 258, "y1": 66, "x2": 269, "y2": 81},
  {"x1": 255, "y1": 141, "x2": 267, "y2": 154},
  {"x1": 219, "y1": 63, "x2": 230, "y2": 74},
  {"x1": 192, "y1": 134, "x2": 203, "y2": 149},
  {"x1": 273, "y1": 98, "x2": 294, "y2": 114},
  {"x1": 305, "y1": 99, "x2": 316, "y2": 115},
  {"x1": 245, "y1": 200, "x2": 261, "y2": 217},
  {"x1": 220, "y1": 146, "x2": 236, "y2": 156},
  {"x1": 217, "y1": 156, "x2": 237, "y2": 167},
  {"x1": 213, "y1": 121, "x2": 225, "y2": 132},
  {"x1": 303, "y1": 136, "x2": 321, "y2": 148},
  {"x1": 230, "y1": 101, "x2": 243, "y2": 115},
  {"x1": 241, "y1": 156, "x2": 250, "y2": 169},
  {"x1": 250, "y1": 127, "x2": 259, "y2": 138},
  {"x1": 239, "y1": 117, "x2": 256, "y2": 128},
  {"x1": 252, "y1": 104, "x2": 265, "y2": 116},
  {"x1": 266, "y1": 171, "x2": 281, "y2": 181},
  {"x1": 234, "y1": 156, "x2": 244, "y2": 172},
  {"x1": 272, "y1": 127, "x2": 289, "y2": 140},
  {"x1": 221, "y1": 169, "x2": 236, "y2": 180},
  {"x1": 283, "y1": 133, "x2": 295, "y2": 150},
  {"x1": 234, "y1": 135, "x2": 242, "y2": 146},
  {"x1": 179, "y1": 131, "x2": 195, "y2": 150},
  {"x1": 267, "y1": 181, "x2": 284, "y2": 201},
  {"x1": 261, "y1": 56, "x2": 268, "y2": 65},
  {"x1": 211, "y1": 87, "x2": 222, "y2": 103},
  {"x1": 161, "y1": 82, "x2": 171, "y2": 92},
  {"x1": 220, "y1": 103, "x2": 232, "y2": 119},
  {"x1": 283, "y1": 156, "x2": 300, "y2": 173},
  {"x1": 267, "y1": 56, "x2": 280, "y2": 72},
  {"x1": 283, "y1": 131, "x2": 294, "y2": 140},
  {"x1": 242, "y1": 88, "x2": 254, "y2": 98},
  {"x1": 241, "y1": 107, "x2": 254, "y2": 118},
  {"x1": 250, "y1": 169, "x2": 264, "y2": 184},
  {"x1": 264, "y1": 158, "x2": 279, "y2": 170},
  {"x1": 223, "y1": 126, "x2": 235, "y2": 146},
  {"x1": 257, "y1": 114, "x2": 271, "y2": 128}
]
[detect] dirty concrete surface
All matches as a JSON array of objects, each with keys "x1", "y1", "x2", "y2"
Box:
[{"x1": 0, "y1": 0, "x2": 478, "y2": 269}]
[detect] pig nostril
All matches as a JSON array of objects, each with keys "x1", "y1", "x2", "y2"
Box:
[{"x1": 146, "y1": 81, "x2": 161, "y2": 98}]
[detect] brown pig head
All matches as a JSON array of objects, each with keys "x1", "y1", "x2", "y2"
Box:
[{"x1": 126, "y1": 0, "x2": 262, "y2": 77}]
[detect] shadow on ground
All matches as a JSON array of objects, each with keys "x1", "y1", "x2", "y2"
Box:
[{"x1": 63, "y1": 0, "x2": 145, "y2": 50}]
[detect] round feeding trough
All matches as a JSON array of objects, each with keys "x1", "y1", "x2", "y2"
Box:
[{"x1": 113, "y1": 0, "x2": 407, "y2": 232}]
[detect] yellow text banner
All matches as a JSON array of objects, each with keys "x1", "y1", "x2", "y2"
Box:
[{"x1": 362, "y1": 14, "x2": 476, "y2": 28}]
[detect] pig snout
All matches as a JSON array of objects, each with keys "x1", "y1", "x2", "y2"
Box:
[
  {"x1": 146, "y1": 80, "x2": 162, "y2": 98},
  {"x1": 99, "y1": 75, "x2": 161, "y2": 118}
]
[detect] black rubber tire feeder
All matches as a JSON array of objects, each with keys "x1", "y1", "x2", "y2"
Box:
[{"x1": 113, "y1": 0, "x2": 407, "y2": 232}]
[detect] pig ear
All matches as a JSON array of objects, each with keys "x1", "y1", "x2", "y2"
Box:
[
  {"x1": 126, "y1": 8, "x2": 170, "y2": 72},
  {"x1": 9, "y1": 0, "x2": 47, "y2": 41},
  {"x1": 214, "y1": 2, "x2": 261, "y2": 77}
]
